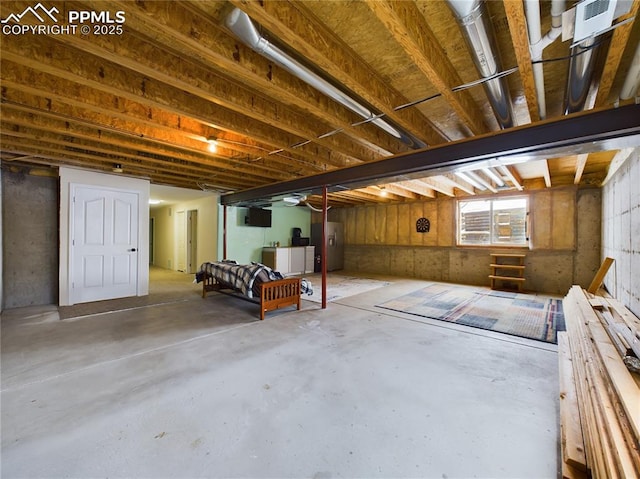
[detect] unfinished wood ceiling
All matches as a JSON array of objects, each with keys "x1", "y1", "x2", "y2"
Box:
[{"x1": 1, "y1": 0, "x2": 639, "y2": 206}]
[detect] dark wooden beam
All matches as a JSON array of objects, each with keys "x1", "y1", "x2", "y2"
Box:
[{"x1": 221, "y1": 104, "x2": 640, "y2": 205}]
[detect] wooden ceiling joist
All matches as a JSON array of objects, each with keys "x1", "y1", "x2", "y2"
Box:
[
  {"x1": 501, "y1": 165, "x2": 524, "y2": 191},
  {"x1": 439, "y1": 174, "x2": 476, "y2": 196},
  {"x1": 221, "y1": 104, "x2": 640, "y2": 205},
  {"x1": 85, "y1": 0, "x2": 403, "y2": 159},
  {"x1": 1, "y1": 61, "x2": 327, "y2": 168},
  {"x1": 574, "y1": 154, "x2": 589, "y2": 185},
  {"x1": 393, "y1": 180, "x2": 438, "y2": 199},
  {"x1": 0, "y1": 0, "x2": 636, "y2": 203},
  {"x1": 503, "y1": 0, "x2": 540, "y2": 122},
  {"x1": 1, "y1": 75, "x2": 323, "y2": 177},
  {"x1": 594, "y1": 0, "x2": 640, "y2": 107},
  {"x1": 1, "y1": 35, "x2": 361, "y2": 168},
  {"x1": 365, "y1": 0, "x2": 490, "y2": 135},
  {"x1": 0, "y1": 140, "x2": 234, "y2": 190},
  {"x1": 543, "y1": 160, "x2": 552, "y2": 188},
  {"x1": 225, "y1": 0, "x2": 447, "y2": 146},
  {"x1": 414, "y1": 177, "x2": 456, "y2": 197},
  {"x1": 371, "y1": 183, "x2": 421, "y2": 200},
  {"x1": 0, "y1": 125, "x2": 261, "y2": 187},
  {"x1": 0, "y1": 103, "x2": 285, "y2": 183}
]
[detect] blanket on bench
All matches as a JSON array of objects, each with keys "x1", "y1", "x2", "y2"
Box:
[
  {"x1": 196, "y1": 261, "x2": 280, "y2": 298},
  {"x1": 196, "y1": 261, "x2": 313, "y2": 298}
]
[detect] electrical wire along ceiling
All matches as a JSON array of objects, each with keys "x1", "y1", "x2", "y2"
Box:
[{"x1": 0, "y1": 0, "x2": 639, "y2": 206}]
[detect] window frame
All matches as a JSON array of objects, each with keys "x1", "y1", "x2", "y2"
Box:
[{"x1": 456, "y1": 195, "x2": 529, "y2": 248}]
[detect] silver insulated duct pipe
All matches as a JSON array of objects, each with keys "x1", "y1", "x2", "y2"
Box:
[
  {"x1": 563, "y1": 38, "x2": 600, "y2": 114},
  {"x1": 225, "y1": 8, "x2": 425, "y2": 148},
  {"x1": 447, "y1": 0, "x2": 515, "y2": 129}
]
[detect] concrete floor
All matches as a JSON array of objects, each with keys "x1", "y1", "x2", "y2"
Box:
[{"x1": 1, "y1": 271, "x2": 559, "y2": 478}]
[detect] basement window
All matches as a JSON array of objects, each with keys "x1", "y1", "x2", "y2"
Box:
[{"x1": 457, "y1": 197, "x2": 528, "y2": 246}]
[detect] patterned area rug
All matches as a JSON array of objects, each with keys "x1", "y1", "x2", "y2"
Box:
[
  {"x1": 377, "y1": 283, "x2": 564, "y2": 344},
  {"x1": 304, "y1": 274, "x2": 390, "y2": 303}
]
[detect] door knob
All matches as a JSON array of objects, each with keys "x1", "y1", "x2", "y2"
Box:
[{"x1": 128, "y1": 248, "x2": 137, "y2": 252}]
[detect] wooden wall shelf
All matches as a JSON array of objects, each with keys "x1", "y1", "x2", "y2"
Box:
[{"x1": 489, "y1": 253, "x2": 526, "y2": 292}]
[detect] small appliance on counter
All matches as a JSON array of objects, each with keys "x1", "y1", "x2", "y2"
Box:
[{"x1": 291, "y1": 227, "x2": 310, "y2": 246}]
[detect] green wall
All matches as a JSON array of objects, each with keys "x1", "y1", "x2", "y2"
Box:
[{"x1": 220, "y1": 204, "x2": 311, "y2": 264}]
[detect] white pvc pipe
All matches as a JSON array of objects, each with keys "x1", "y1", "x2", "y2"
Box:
[
  {"x1": 543, "y1": 0, "x2": 564, "y2": 47},
  {"x1": 524, "y1": 0, "x2": 564, "y2": 119},
  {"x1": 524, "y1": 0, "x2": 542, "y2": 45},
  {"x1": 525, "y1": 0, "x2": 546, "y2": 119},
  {"x1": 550, "y1": 0, "x2": 564, "y2": 27}
]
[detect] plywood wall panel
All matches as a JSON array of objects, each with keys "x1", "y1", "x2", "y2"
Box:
[
  {"x1": 551, "y1": 189, "x2": 575, "y2": 250},
  {"x1": 532, "y1": 190, "x2": 552, "y2": 249},
  {"x1": 365, "y1": 206, "x2": 377, "y2": 244},
  {"x1": 375, "y1": 204, "x2": 387, "y2": 244},
  {"x1": 343, "y1": 208, "x2": 355, "y2": 244},
  {"x1": 397, "y1": 203, "x2": 411, "y2": 245},
  {"x1": 423, "y1": 201, "x2": 438, "y2": 246},
  {"x1": 385, "y1": 203, "x2": 398, "y2": 245},
  {"x1": 410, "y1": 202, "x2": 424, "y2": 245},
  {"x1": 354, "y1": 207, "x2": 366, "y2": 244},
  {"x1": 334, "y1": 185, "x2": 596, "y2": 295},
  {"x1": 574, "y1": 188, "x2": 602, "y2": 288},
  {"x1": 438, "y1": 199, "x2": 455, "y2": 246}
]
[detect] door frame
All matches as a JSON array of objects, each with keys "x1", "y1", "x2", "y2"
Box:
[
  {"x1": 149, "y1": 217, "x2": 155, "y2": 265},
  {"x1": 187, "y1": 209, "x2": 198, "y2": 274},
  {"x1": 176, "y1": 210, "x2": 187, "y2": 272},
  {"x1": 59, "y1": 167, "x2": 150, "y2": 306}
]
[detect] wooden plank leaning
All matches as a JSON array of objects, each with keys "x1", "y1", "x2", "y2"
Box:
[
  {"x1": 587, "y1": 257, "x2": 614, "y2": 294},
  {"x1": 558, "y1": 331, "x2": 588, "y2": 473},
  {"x1": 571, "y1": 286, "x2": 640, "y2": 476},
  {"x1": 563, "y1": 292, "x2": 606, "y2": 476}
]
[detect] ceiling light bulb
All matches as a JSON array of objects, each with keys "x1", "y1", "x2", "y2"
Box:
[
  {"x1": 207, "y1": 138, "x2": 217, "y2": 153},
  {"x1": 380, "y1": 186, "x2": 387, "y2": 197}
]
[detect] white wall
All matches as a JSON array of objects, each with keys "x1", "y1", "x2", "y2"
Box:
[
  {"x1": 151, "y1": 195, "x2": 218, "y2": 272},
  {"x1": 602, "y1": 148, "x2": 640, "y2": 316},
  {"x1": 152, "y1": 205, "x2": 174, "y2": 269},
  {"x1": 0, "y1": 161, "x2": 3, "y2": 312},
  {"x1": 59, "y1": 167, "x2": 150, "y2": 306}
]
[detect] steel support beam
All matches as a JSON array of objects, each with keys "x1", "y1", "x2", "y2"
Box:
[{"x1": 221, "y1": 104, "x2": 640, "y2": 205}]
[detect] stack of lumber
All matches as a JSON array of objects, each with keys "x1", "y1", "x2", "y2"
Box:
[{"x1": 559, "y1": 285, "x2": 640, "y2": 478}]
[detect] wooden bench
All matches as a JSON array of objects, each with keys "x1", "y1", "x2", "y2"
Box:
[{"x1": 202, "y1": 273, "x2": 301, "y2": 320}]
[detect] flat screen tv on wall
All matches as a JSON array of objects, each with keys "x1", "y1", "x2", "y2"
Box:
[{"x1": 245, "y1": 208, "x2": 272, "y2": 227}]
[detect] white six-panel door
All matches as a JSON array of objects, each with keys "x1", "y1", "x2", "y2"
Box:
[{"x1": 71, "y1": 185, "x2": 139, "y2": 304}]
